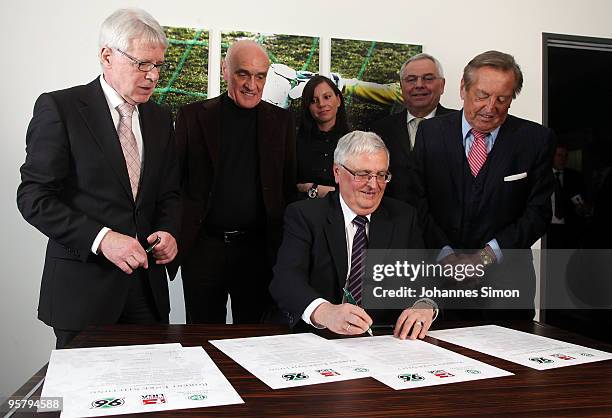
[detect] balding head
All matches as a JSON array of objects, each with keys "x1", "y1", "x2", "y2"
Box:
[{"x1": 222, "y1": 40, "x2": 270, "y2": 108}]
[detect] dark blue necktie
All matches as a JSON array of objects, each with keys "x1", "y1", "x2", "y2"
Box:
[{"x1": 347, "y1": 215, "x2": 369, "y2": 305}]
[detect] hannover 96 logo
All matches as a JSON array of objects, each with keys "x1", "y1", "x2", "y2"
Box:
[
  {"x1": 91, "y1": 398, "x2": 125, "y2": 409},
  {"x1": 529, "y1": 357, "x2": 554, "y2": 364},
  {"x1": 282, "y1": 372, "x2": 309, "y2": 381},
  {"x1": 398, "y1": 373, "x2": 425, "y2": 382}
]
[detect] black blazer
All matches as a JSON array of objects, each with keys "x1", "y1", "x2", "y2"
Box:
[
  {"x1": 269, "y1": 192, "x2": 424, "y2": 328},
  {"x1": 370, "y1": 104, "x2": 455, "y2": 203},
  {"x1": 412, "y1": 111, "x2": 555, "y2": 251},
  {"x1": 172, "y1": 95, "x2": 296, "y2": 275},
  {"x1": 17, "y1": 77, "x2": 181, "y2": 330}
]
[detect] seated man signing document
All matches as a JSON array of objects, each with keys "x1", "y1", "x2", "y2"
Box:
[{"x1": 270, "y1": 131, "x2": 436, "y2": 339}]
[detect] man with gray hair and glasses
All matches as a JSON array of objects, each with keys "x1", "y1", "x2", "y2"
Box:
[
  {"x1": 371, "y1": 53, "x2": 455, "y2": 203},
  {"x1": 17, "y1": 8, "x2": 180, "y2": 348},
  {"x1": 270, "y1": 131, "x2": 436, "y2": 339}
]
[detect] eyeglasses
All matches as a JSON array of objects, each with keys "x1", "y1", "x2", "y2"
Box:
[
  {"x1": 115, "y1": 48, "x2": 170, "y2": 72},
  {"x1": 340, "y1": 164, "x2": 391, "y2": 184},
  {"x1": 402, "y1": 74, "x2": 442, "y2": 85}
]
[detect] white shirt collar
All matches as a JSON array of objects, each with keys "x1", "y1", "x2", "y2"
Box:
[
  {"x1": 99, "y1": 75, "x2": 140, "y2": 116},
  {"x1": 406, "y1": 107, "x2": 437, "y2": 124},
  {"x1": 339, "y1": 193, "x2": 372, "y2": 229}
]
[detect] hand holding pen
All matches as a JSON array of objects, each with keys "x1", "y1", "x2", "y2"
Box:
[{"x1": 343, "y1": 288, "x2": 374, "y2": 336}]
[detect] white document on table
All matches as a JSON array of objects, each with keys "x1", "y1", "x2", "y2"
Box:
[
  {"x1": 330, "y1": 335, "x2": 512, "y2": 390},
  {"x1": 210, "y1": 333, "x2": 371, "y2": 389},
  {"x1": 429, "y1": 325, "x2": 612, "y2": 370},
  {"x1": 41, "y1": 343, "x2": 243, "y2": 417}
]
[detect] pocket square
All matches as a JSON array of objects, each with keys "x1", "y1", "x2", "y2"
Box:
[{"x1": 504, "y1": 172, "x2": 527, "y2": 182}]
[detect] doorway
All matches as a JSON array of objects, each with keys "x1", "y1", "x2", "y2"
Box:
[{"x1": 542, "y1": 33, "x2": 612, "y2": 343}]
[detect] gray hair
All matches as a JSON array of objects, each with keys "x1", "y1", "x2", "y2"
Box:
[
  {"x1": 463, "y1": 50, "x2": 523, "y2": 98},
  {"x1": 334, "y1": 131, "x2": 390, "y2": 167},
  {"x1": 99, "y1": 8, "x2": 167, "y2": 51},
  {"x1": 400, "y1": 53, "x2": 444, "y2": 80}
]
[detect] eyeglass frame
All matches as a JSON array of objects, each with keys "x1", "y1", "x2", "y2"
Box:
[
  {"x1": 115, "y1": 48, "x2": 170, "y2": 72},
  {"x1": 340, "y1": 163, "x2": 392, "y2": 184},
  {"x1": 401, "y1": 74, "x2": 443, "y2": 85}
]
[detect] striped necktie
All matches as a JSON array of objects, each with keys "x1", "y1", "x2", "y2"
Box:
[
  {"x1": 347, "y1": 215, "x2": 369, "y2": 305},
  {"x1": 116, "y1": 103, "x2": 141, "y2": 200},
  {"x1": 468, "y1": 129, "x2": 488, "y2": 177}
]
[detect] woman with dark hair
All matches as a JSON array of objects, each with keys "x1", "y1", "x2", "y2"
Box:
[{"x1": 297, "y1": 75, "x2": 350, "y2": 199}]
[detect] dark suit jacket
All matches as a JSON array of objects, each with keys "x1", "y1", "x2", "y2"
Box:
[
  {"x1": 173, "y1": 95, "x2": 296, "y2": 273},
  {"x1": 410, "y1": 111, "x2": 554, "y2": 313},
  {"x1": 17, "y1": 77, "x2": 181, "y2": 330},
  {"x1": 269, "y1": 192, "x2": 424, "y2": 328},
  {"x1": 412, "y1": 111, "x2": 554, "y2": 250},
  {"x1": 370, "y1": 104, "x2": 455, "y2": 203}
]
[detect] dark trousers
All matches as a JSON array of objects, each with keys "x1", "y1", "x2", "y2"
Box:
[
  {"x1": 53, "y1": 271, "x2": 167, "y2": 349},
  {"x1": 181, "y1": 231, "x2": 273, "y2": 324}
]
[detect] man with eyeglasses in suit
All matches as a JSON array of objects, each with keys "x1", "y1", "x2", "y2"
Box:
[
  {"x1": 371, "y1": 53, "x2": 455, "y2": 203},
  {"x1": 17, "y1": 8, "x2": 180, "y2": 348},
  {"x1": 270, "y1": 131, "x2": 436, "y2": 340}
]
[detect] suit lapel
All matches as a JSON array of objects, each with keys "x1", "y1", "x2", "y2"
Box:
[
  {"x1": 369, "y1": 203, "x2": 392, "y2": 250},
  {"x1": 482, "y1": 116, "x2": 519, "y2": 196},
  {"x1": 78, "y1": 78, "x2": 133, "y2": 201},
  {"x1": 256, "y1": 102, "x2": 276, "y2": 209},
  {"x1": 444, "y1": 112, "x2": 465, "y2": 201},
  {"x1": 323, "y1": 194, "x2": 349, "y2": 289},
  {"x1": 198, "y1": 96, "x2": 222, "y2": 172},
  {"x1": 137, "y1": 101, "x2": 159, "y2": 206},
  {"x1": 395, "y1": 110, "x2": 411, "y2": 158}
]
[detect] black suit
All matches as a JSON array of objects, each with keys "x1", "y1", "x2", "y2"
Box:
[
  {"x1": 269, "y1": 192, "x2": 424, "y2": 328},
  {"x1": 412, "y1": 111, "x2": 555, "y2": 318},
  {"x1": 370, "y1": 104, "x2": 455, "y2": 203},
  {"x1": 174, "y1": 95, "x2": 296, "y2": 323},
  {"x1": 17, "y1": 77, "x2": 180, "y2": 333}
]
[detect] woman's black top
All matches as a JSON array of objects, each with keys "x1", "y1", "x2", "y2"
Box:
[{"x1": 296, "y1": 126, "x2": 343, "y2": 187}]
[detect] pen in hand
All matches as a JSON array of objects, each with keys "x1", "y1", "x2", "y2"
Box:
[
  {"x1": 145, "y1": 236, "x2": 161, "y2": 254},
  {"x1": 342, "y1": 288, "x2": 374, "y2": 336}
]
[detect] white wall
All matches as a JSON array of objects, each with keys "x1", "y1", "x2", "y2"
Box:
[{"x1": 2, "y1": 0, "x2": 612, "y2": 398}]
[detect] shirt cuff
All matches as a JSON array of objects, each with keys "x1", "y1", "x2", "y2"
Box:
[
  {"x1": 411, "y1": 298, "x2": 439, "y2": 322},
  {"x1": 302, "y1": 298, "x2": 328, "y2": 329},
  {"x1": 437, "y1": 246, "x2": 454, "y2": 262},
  {"x1": 92, "y1": 227, "x2": 111, "y2": 254},
  {"x1": 487, "y1": 239, "x2": 503, "y2": 263}
]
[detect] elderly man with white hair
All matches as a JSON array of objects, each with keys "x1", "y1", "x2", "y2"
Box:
[
  {"x1": 270, "y1": 131, "x2": 436, "y2": 339},
  {"x1": 17, "y1": 8, "x2": 180, "y2": 348}
]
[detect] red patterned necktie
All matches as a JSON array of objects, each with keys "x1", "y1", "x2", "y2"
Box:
[
  {"x1": 468, "y1": 129, "x2": 488, "y2": 177},
  {"x1": 116, "y1": 103, "x2": 141, "y2": 200},
  {"x1": 347, "y1": 215, "x2": 369, "y2": 305}
]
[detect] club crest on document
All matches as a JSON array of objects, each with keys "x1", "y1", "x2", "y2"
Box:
[
  {"x1": 429, "y1": 370, "x2": 455, "y2": 378},
  {"x1": 398, "y1": 373, "x2": 425, "y2": 382},
  {"x1": 91, "y1": 398, "x2": 125, "y2": 409},
  {"x1": 282, "y1": 372, "x2": 309, "y2": 381},
  {"x1": 316, "y1": 368, "x2": 340, "y2": 377},
  {"x1": 529, "y1": 357, "x2": 554, "y2": 364},
  {"x1": 550, "y1": 353, "x2": 575, "y2": 361},
  {"x1": 141, "y1": 394, "x2": 167, "y2": 405}
]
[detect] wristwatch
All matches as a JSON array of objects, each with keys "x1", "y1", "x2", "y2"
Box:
[
  {"x1": 307, "y1": 183, "x2": 318, "y2": 199},
  {"x1": 479, "y1": 247, "x2": 495, "y2": 266}
]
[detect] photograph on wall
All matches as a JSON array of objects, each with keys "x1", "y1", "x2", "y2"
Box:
[
  {"x1": 331, "y1": 38, "x2": 422, "y2": 130},
  {"x1": 220, "y1": 31, "x2": 320, "y2": 111},
  {"x1": 153, "y1": 26, "x2": 209, "y2": 118}
]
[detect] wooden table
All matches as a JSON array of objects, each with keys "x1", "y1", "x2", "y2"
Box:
[{"x1": 3, "y1": 321, "x2": 612, "y2": 417}]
